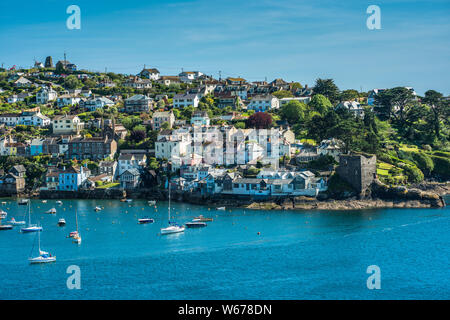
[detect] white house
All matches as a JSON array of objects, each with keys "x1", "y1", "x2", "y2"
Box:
[
  {"x1": 179, "y1": 71, "x2": 203, "y2": 83},
  {"x1": 52, "y1": 115, "x2": 84, "y2": 135},
  {"x1": 336, "y1": 101, "x2": 365, "y2": 118},
  {"x1": 139, "y1": 68, "x2": 160, "y2": 80},
  {"x1": 118, "y1": 153, "x2": 147, "y2": 176},
  {"x1": 81, "y1": 96, "x2": 115, "y2": 111},
  {"x1": 57, "y1": 94, "x2": 81, "y2": 107},
  {"x1": 247, "y1": 94, "x2": 279, "y2": 112},
  {"x1": 173, "y1": 93, "x2": 200, "y2": 108},
  {"x1": 36, "y1": 86, "x2": 57, "y2": 104}
]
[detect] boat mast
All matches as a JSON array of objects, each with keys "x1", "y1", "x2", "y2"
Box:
[
  {"x1": 75, "y1": 209, "x2": 79, "y2": 233},
  {"x1": 28, "y1": 201, "x2": 31, "y2": 226},
  {"x1": 168, "y1": 179, "x2": 171, "y2": 223}
]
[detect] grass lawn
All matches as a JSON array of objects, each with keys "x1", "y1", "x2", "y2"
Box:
[{"x1": 96, "y1": 182, "x2": 120, "y2": 189}]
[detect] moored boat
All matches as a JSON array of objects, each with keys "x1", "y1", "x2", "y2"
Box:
[
  {"x1": 185, "y1": 221, "x2": 207, "y2": 228},
  {"x1": 8, "y1": 217, "x2": 26, "y2": 226},
  {"x1": 148, "y1": 200, "x2": 156, "y2": 205},
  {"x1": 18, "y1": 199, "x2": 29, "y2": 205},
  {"x1": 161, "y1": 183, "x2": 185, "y2": 235},
  {"x1": 58, "y1": 218, "x2": 66, "y2": 226},
  {"x1": 45, "y1": 208, "x2": 57, "y2": 214},
  {"x1": 217, "y1": 206, "x2": 226, "y2": 210},
  {"x1": 138, "y1": 217, "x2": 154, "y2": 224},
  {"x1": 56, "y1": 200, "x2": 63, "y2": 205},
  {"x1": 94, "y1": 206, "x2": 102, "y2": 211},
  {"x1": 29, "y1": 231, "x2": 56, "y2": 264},
  {"x1": 0, "y1": 209, "x2": 7, "y2": 218},
  {"x1": 193, "y1": 215, "x2": 213, "y2": 222},
  {"x1": 21, "y1": 202, "x2": 42, "y2": 233}
]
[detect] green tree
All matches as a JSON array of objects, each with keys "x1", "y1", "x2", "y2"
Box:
[
  {"x1": 308, "y1": 94, "x2": 332, "y2": 115},
  {"x1": 313, "y1": 78, "x2": 340, "y2": 104},
  {"x1": 64, "y1": 75, "x2": 81, "y2": 89},
  {"x1": 280, "y1": 100, "x2": 305, "y2": 124}
]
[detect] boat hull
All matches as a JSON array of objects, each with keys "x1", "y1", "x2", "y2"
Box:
[
  {"x1": 161, "y1": 226, "x2": 185, "y2": 235},
  {"x1": 185, "y1": 222, "x2": 207, "y2": 228},
  {"x1": 138, "y1": 219, "x2": 154, "y2": 224},
  {"x1": 21, "y1": 226, "x2": 43, "y2": 233},
  {"x1": 0, "y1": 225, "x2": 13, "y2": 230},
  {"x1": 29, "y1": 257, "x2": 56, "y2": 264}
]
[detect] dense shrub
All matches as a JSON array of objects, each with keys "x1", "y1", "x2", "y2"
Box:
[
  {"x1": 430, "y1": 155, "x2": 450, "y2": 180},
  {"x1": 411, "y1": 152, "x2": 434, "y2": 176},
  {"x1": 402, "y1": 164, "x2": 424, "y2": 183}
]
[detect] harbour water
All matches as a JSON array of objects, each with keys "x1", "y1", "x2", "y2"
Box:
[{"x1": 0, "y1": 197, "x2": 449, "y2": 299}]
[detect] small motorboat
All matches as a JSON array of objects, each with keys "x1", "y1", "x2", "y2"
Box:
[
  {"x1": 0, "y1": 217, "x2": 13, "y2": 230},
  {"x1": 46, "y1": 208, "x2": 57, "y2": 214},
  {"x1": 138, "y1": 217, "x2": 154, "y2": 224},
  {"x1": 56, "y1": 201, "x2": 63, "y2": 205},
  {"x1": 1, "y1": 201, "x2": 6, "y2": 205},
  {"x1": 94, "y1": 206, "x2": 102, "y2": 212},
  {"x1": 0, "y1": 210, "x2": 7, "y2": 218},
  {"x1": 21, "y1": 225, "x2": 43, "y2": 233},
  {"x1": 185, "y1": 221, "x2": 207, "y2": 228},
  {"x1": 42, "y1": 200, "x2": 47, "y2": 203},
  {"x1": 193, "y1": 215, "x2": 213, "y2": 222},
  {"x1": 8, "y1": 217, "x2": 26, "y2": 226},
  {"x1": 126, "y1": 199, "x2": 133, "y2": 203},
  {"x1": 57, "y1": 218, "x2": 66, "y2": 226},
  {"x1": 148, "y1": 200, "x2": 156, "y2": 206},
  {"x1": 18, "y1": 199, "x2": 29, "y2": 205},
  {"x1": 217, "y1": 207, "x2": 226, "y2": 210}
]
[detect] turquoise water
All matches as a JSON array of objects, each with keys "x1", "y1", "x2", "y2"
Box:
[{"x1": 0, "y1": 197, "x2": 449, "y2": 300}]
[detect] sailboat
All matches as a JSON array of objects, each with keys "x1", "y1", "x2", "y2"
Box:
[
  {"x1": 72, "y1": 209, "x2": 81, "y2": 244},
  {"x1": 29, "y1": 229, "x2": 56, "y2": 264},
  {"x1": 21, "y1": 201, "x2": 43, "y2": 233},
  {"x1": 160, "y1": 182, "x2": 185, "y2": 235}
]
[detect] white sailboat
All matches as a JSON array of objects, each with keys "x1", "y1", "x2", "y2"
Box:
[
  {"x1": 29, "y1": 229, "x2": 56, "y2": 264},
  {"x1": 21, "y1": 201, "x2": 42, "y2": 233},
  {"x1": 72, "y1": 209, "x2": 81, "y2": 244},
  {"x1": 160, "y1": 182, "x2": 185, "y2": 235}
]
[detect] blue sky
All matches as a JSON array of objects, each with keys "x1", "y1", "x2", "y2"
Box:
[{"x1": 0, "y1": 0, "x2": 449, "y2": 95}]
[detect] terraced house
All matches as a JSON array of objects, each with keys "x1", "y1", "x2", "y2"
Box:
[{"x1": 67, "y1": 136, "x2": 117, "y2": 160}]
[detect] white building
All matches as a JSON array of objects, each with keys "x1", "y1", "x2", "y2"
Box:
[
  {"x1": 52, "y1": 115, "x2": 84, "y2": 135},
  {"x1": 117, "y1": 153, "x2": 147, "y2": 176},
  {"x1": 247, "y1": 94, "x2": 279, "y2": 112},
  {"x1": 81, "y1": 96, "x2": 115, "y2": 111},
  {"x1": 179, "y1": 71, "x2": 203, "y2": 83},
  {"x1": 36, "y1": 86, "x2": 57, "y2": 104},
  {"x1": 57, "y1": 94, "x2": 81, "y2": 107},
  {"x1": 173, "y1": 93, "x2": 200, "y2": 108}
]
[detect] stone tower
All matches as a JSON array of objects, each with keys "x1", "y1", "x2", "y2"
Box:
[
  {"x1": 336, "y1": 154, "x2": 377, "y2": 195},
  {"x1": 44, "y1": 56, "x2": 53, "y2": 68}
]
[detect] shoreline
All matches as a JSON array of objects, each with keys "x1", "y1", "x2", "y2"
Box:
[{"x1": 2, "y1": 182, "x2": 448, "y2": 211}]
